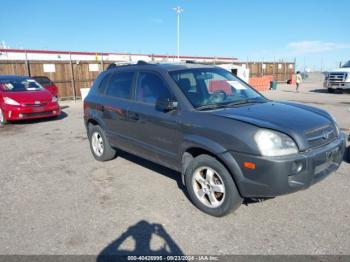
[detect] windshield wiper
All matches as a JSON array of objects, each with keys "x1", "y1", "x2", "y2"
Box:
[
  {"x1": 195, "y1": 103, "x2": 228, "y2": 111},
  {"x1": 222, "y1": 98, "x2": 266, "y2": 107},
  {"x1": 196, "y1": 98, "x2": 267, "y2": 111}
]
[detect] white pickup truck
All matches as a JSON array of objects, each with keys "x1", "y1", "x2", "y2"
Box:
[{"x1": 324, "y1": 60, "x2": 350, "y2": 92}]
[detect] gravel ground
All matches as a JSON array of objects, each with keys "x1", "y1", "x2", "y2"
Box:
[{"x1": 0, "y1": 73, "x2": 349, "y2": 256}]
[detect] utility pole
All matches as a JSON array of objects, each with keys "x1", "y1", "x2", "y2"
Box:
[{"x1": 173, "y1": 6, "x2": 184, "y2": 60}]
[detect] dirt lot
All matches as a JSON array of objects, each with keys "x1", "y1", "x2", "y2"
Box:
[{"x1": 0, "y1": 73, "x2": 349, "y2": 256}]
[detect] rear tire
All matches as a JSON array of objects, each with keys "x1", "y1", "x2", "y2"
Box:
[
  {"x1": 185, "y1": 154, "x2": 242, "y2": 217},
  {"x1": 88, "y1": 125, "x2": 116, "y2": 161},
  {"x1": 0, "y1": 108, "x2": 7, "y2": 126}
]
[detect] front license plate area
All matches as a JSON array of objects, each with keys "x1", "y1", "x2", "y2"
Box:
[
  {"x1": 32, "y1": 106, "x2": 45, "y2": 112},
  {"x1": 314, "y1": 147, "x2": 339, "y2": 175}
]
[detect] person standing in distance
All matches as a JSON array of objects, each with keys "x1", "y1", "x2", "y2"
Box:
[{"x1": 296, "y1": 71, "x2": 302, "y2": 92}]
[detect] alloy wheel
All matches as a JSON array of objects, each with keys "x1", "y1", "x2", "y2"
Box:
[
  {"x1": 91, "y1": 132, "x2": 104, "y2": 157},
  {"x1": 192, "y1": 166, "x2": 226, "y2": 208}
]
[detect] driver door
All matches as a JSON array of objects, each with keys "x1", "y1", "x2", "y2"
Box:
[{"x1": 127, "y1": 71, "x2": 182, "y2": 170}]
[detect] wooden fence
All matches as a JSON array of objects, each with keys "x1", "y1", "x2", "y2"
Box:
[
  {"x1": 0, "y1": 60, "x2": 115, "y2": 99},
  {"x1": 0, "y1": 60, "x2": 295, "y2": 99},
  {"x1": 234, "y1": 61, "x2": 295, "y2": 82}
]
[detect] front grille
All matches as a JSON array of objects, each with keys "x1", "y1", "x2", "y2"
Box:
[
  {"x1": 305, "y1": 125, "x2": 337, "y2": 148},
  {"x1": 22, "y1": 111, "x2": 53, "y2": 117},
  {"x1": 23, "y1": 102, "x2": 48, "y2": 107},
  {"x1": 329, "y1": 72, "x2": 347, "y2": 83}
]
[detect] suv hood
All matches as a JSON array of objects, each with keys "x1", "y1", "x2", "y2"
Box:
[{"x1": 211, "y1": 101, "x2": 333, "y2": 150}]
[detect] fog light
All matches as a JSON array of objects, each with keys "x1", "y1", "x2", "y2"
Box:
[
  {"x1": 53, "y1": 110, "x2": 57, "y2": 114},
  {"x1": 19, "y1": 114, "x2": 23, "y2": 118},
  {"x1": 291, "y1": 161, "x2": 303, "y2": 173}
]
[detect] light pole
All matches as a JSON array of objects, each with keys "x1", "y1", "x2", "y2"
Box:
[{"x1": 173, "y1": 6, "x2": 183, "y2": 60}]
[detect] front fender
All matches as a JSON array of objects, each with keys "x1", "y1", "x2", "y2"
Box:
[
  {"x1": 179, "y1": 135, "x2": 245, "y2": 196},
  {"x1": 180, "y1": 134, "x2": 227, "y2": 185},
  {"x1": 180, "y1": 134, "x2": 227, "y2": 156}
]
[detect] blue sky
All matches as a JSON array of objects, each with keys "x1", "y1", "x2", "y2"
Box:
[{"x1": 1, "y1": 0, "x2": 349, "y2": 70}]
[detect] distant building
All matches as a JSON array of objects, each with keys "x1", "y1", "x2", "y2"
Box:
[{"x1": 0, "y1": 48, "x2": 238, "y2": 64}]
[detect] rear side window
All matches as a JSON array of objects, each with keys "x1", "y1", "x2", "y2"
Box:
[
  {"x1": 135, "y1": 72, "x2": 171, "y2": 105},
  {"x1": 106, "y1": 72, "x2": 134, "y2": 99}
]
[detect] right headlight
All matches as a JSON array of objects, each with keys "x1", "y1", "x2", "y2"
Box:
[
  {"x1": 3, "y1": 97, "x2": 20, "y2": 106},
  {"x1": 254, "y1": 129, "x2": 298, "y2": 156}
]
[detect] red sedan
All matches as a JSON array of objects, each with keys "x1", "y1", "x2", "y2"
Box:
[{"x1": 0, "y1": 75, "x2": 61, "y2": 125}]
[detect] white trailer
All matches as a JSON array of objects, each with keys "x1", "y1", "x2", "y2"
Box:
[{"x1": 216, "y1": 64, "x2": 250, "y2": 83}]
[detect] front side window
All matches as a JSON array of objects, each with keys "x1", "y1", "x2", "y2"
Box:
[
  {"x1": 106, "y1": 72, "x2": 134, "y2": 99},
  {"x1": 0, "y1": 78, "x2": 43, "y2": 92},
  {"x1": 170, "y1": 68, "x2": 266, "y2": 109},
  {"x1": 136, "y1": 72, "x2": 171, "y2": 105}
]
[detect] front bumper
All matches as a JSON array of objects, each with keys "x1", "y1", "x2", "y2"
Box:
[
  {"x1": 2, "y1": 103, "x2": 61, "y2": 121},
  {"x1": 324, "y1": 81, "x2": 350, "y2": 89},
  {"x1": 221, "y1": 134, "x2": 346, "y2": 198}
]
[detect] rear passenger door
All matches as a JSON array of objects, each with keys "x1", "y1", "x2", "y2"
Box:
[
  {"x1": 127, "y1": 71, "x2": 182, "y2": 170},
  {"x1": 102, "y1": 71, "x2": 136, "y2": 151}
]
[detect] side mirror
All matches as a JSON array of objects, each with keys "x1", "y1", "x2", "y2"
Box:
[{"x1": 156, "y1": 97, "x2": 178, "y2": 112}]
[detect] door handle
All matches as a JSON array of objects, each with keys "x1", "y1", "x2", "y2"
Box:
[{"x1": 128, "y1": 111, "x2": 139, "y2": 121}]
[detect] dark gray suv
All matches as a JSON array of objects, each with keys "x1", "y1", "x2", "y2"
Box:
[{"x1": 84, "y1": 62, "x2": 345, "y2": 217}]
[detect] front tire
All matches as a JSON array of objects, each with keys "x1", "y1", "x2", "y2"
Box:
[
  {"x1": 0, "y1": 108, "x2": 7, "y2": 126},
  {"x1": 327, "y1": 88, "x2": 334, "y2": 93},
  {"x1": 185, "y1": 155, "x2": 242, "y2": 217},
  {"x1": 88, "y1": 125, "x2": 116, "y2": 161}
]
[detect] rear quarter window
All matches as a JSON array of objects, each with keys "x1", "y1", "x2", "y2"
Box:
[{"x1": 96, "y1": 73, "x2": 111, "y2": 94}]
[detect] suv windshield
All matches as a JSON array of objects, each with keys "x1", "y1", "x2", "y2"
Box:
[
  {"x1": 170, "y1": 68, "x2": 266, "y2": 109},
  {"x1": 342, "y1": 61, "x2": 350, "y2": 68},
  {"x1": 0, "y1": 78, "x2": 44, "y2": 92}
]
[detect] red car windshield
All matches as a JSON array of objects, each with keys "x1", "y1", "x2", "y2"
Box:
[{"x1": 0, "y1": 79, "x2": 44, "y2": 92}]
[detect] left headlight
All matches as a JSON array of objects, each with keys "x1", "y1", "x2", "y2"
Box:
[
  {"x1": 52, "y1": 96, "x2": 58, "y2": 103},
  {"x1": 254, "y1": 129, "x2": 298, "y2": 157}
]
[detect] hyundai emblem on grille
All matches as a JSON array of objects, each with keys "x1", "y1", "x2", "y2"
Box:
[{"x1": 323, "y1": 130, "x2": 330, "y2": 140}]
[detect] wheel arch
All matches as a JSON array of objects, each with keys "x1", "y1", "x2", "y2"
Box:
[
  {"x1": 85, "y1": 115, "x2": 106, "y2": 133},
  {"x1": 180, "y1": 136, "x2": 243, "y2": 196}
]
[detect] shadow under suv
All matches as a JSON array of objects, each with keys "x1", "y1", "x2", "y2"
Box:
[{"x1": 84, "y1": 62, "x2": 345, "y2": 217}]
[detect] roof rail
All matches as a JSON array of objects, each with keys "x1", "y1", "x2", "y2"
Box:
[{"x1": 106, "y1": 60, "x2": 153, "y2": 70}]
